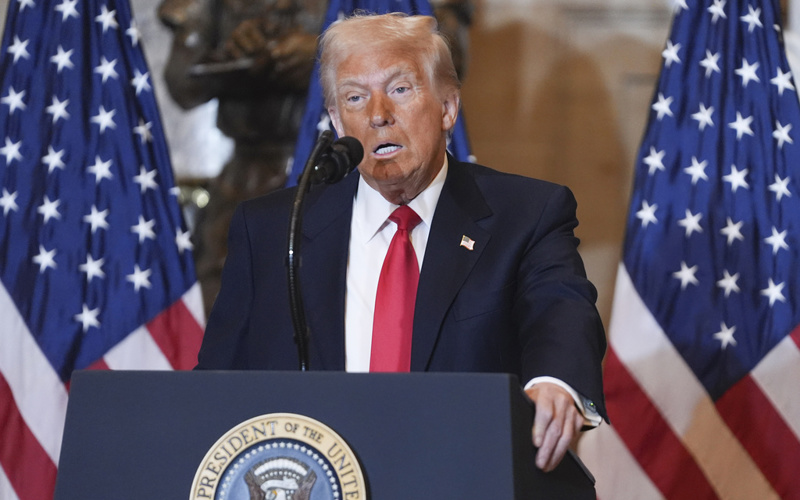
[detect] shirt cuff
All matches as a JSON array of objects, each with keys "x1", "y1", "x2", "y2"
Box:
[{"x1": 524, "y1": 376, "x2": 602, "y2": 428}]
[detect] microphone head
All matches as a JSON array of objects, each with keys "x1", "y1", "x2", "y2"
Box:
[
  {"x1": 313, "y1": 136, "x2": 363, "y2": 184},
  {"x1": 333, "y1": 136, "x2": 364, "y2": 168}
]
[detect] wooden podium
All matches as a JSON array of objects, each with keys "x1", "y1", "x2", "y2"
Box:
[{"x1": 54, "y1": 370, "x2": 596, "y2": 499}]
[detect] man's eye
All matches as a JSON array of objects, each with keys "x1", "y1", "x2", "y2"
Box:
[
  {"x1": 394, "y1": 86, "x2": 409, "y2": 94},
  {"x1": 347, "y1": 95, "x2": 362, "y2": 103}
]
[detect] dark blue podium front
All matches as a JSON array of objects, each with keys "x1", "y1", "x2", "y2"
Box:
[{"x1": 54, "y1": 371, "x2": 595, "y2": 499}]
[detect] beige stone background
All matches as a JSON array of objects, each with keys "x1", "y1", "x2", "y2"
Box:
[{"x1": 2, "y1": 0, "x2": 798, "y2": 326}]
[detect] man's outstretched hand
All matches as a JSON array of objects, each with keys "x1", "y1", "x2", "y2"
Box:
[{"x1": 525, "y1": 382, "x2": 584, "y2": 472}]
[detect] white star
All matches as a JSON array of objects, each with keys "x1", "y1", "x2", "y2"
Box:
[
  {"x1": 691, "y1": 103, "x2": 714, "y2": 131},
  {"x1": 42, "y1": 146, "x2": 66, "y2": 173},
  {"x1": 7, "y1": 36, "x2": 31, "y2": 63},
  {"x1": 1, "y1": 86, "x2": 26, "y2": 114},
  {"x1": 74, "y1": 304, "x2": 101, "y2": 332},
  {"x1": 671, "y1": 0, "x2": 688, "y2": 12},
  {"x1": 37, "y1": 195, "x2": 61, "y2": 223},
  {"x1": 18, "y1": 0, "x2": 36, "y2": 11},
  {"x1": 94, "y1": 56, "x2": 119, "y2": 83},
  {"x1": 651, "y1": 93, "x2": 674, "y2": 120},
  {"x1": 131, "y1": 69, "x2": 151, "y2": 95},
  {"x1": 126, "y1": 21, "x2": 141, "y2": 46},
  {"x1": 50, "y1": 45, "x2": 74, "y2": 73},
  {"x1": 317, "y1": 113, "x2": 331, "y2": 133},
  {"x1": 735, "y1": 59, "x2": 760, "y2": 87},
  {"x1": 46, "y1": 96, "x2": 70, "y2": 124},
  {"x1": 94, "y1": 4, "x2": 118, "y2": 33},
  {"x1": 723, "y1": 164, "x2": 750, "y2": 192},
  {"x1": 0, "y1": 137, "x2": 23, "y2": 164},
  {"x1": 700, "y1": 50, "x2": 721, "y2": 77},
  {"x1": 728, "y1": 112, "x2": 754, "y2": 140},
  {"x1": 713, "y1": 322, "x2": 737, "y2": 349},
  {"x1": 90, "y1": 105, "x2": 116, "y2": 133},
  {"x1": 761, "y1": 278, "x2": 786, "y2": 307},
  {"x1": 133, "y1": 119, "x2": 153, "y2": 144},
  {"x1": 32, "y1": 245, "x2": 57, "y2": 273},
  {"x1": 83, "y1": 205, "x2": 109, "y2": 233},
  {"x1": 131, "y1": 215, "x2": 156, "y2": 243},
  {"x1": 720, "y1": 217, "x2": 744, "y2": 245},
  {"x1": 716, "y1": 270, "x2": 740, "y2": 298},
  {"x1": 773, "y1": 121, "x2": 793, "y2": 149},
  {"x1": 771, "y1": 68, "x2": 796, "y2": 96},
  {"x1": 176, "y1": 228, "x2": 194, "y2": 254},
  {"x1": 672, "y1": 261, "x2": 699, "y2": 290},
  {"x1": 643, "y1": 147, "x2": 665, "y2": 175},
  {"x1": 768, "y1": 174, "x2": 791, "y2": 201},
  {"x1": 133, "y1": 165, "x2": 158, "y2": 193},
  {"x1": 708, "y1": 0, "x2": 727, "y2": 23},
  {"x1": 636, "y1": 200, "x2": 658, "y2": 228},
  {"x1": 684, "y1": 156, "x2": 709, "y2": 185},
  {"x1": 79, "y1": 254, "x2": 105, "y2": 281},
  {"x1": 0, "y1": 189, "x2": 18, "y2": 215},
  {"x1": 55, "y1": 0, "x2": 79, "y2": 21},
  {"x1": 662, "y1": 40, "x2": 681, "y2": 68},
  {"x1": 126, "y1": 264, "x2": 152, "y2": 292},
  {"x1": 678, "y1": 209, "x2": 703, "y2": 237},
  {"x1": 87, "y1": 155, "x2": 113, "y2": 184},
  {"x1": 764, "y1": 227, "x2": 789, "y2": 255},
  {"x1": 740, "y1": 5, "x2": 763, "y2": 32}
]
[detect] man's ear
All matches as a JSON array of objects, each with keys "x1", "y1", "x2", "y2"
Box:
[
  {"x1": 328, "y1": 107, "x2": 345, "y2": 137},
  {"x1": 441, "y1": 93, "x2": 460, "y2": 131}
]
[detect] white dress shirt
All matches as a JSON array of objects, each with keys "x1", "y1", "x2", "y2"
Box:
[{"x1": 344, "y1": 161, "x2": 447, "y2": 372}]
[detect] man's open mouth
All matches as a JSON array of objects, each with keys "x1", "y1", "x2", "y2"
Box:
[{"x1": 374, "y1": 144, "x2": 401, "y2": 155}]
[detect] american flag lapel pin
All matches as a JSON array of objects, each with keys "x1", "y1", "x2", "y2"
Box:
[{"x1": 460, "y1": 235, "x2": 475, "y2": 251}]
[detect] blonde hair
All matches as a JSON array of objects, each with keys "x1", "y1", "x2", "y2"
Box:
[{"x1": 318, "y1": 13, "x2": 461, "y2": 107}]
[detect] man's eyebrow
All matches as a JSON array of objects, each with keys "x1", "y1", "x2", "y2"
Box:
[{"x1": 336, "y1": 68, "x2": 418, "y2": 90}]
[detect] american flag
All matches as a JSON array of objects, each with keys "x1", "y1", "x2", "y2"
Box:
[
  {"x1": 0, "y1": 0, "x2": 205, "y2": 498},
  {"x1": 287, "y1": 0, "x2": 473, "y2": 186},
  {"x1": 577, "y1": 0, "x2": 800, "y2": 498}
]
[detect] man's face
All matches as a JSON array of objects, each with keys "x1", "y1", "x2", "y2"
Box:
[{"x1": 328, "y1": 46, "x2": 459, "y2": 204}]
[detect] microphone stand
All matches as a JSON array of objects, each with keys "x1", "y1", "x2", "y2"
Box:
[{"x1": 287, "y1": 130, "x2": 334, "y2": 371}]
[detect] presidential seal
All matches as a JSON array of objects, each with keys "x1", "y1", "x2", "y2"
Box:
[{"x1": 191, "y1": 413, "x2": 367, "y2": 500}]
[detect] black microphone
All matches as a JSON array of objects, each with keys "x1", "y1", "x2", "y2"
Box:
[
  {"x1": 287, "y1": 131, "x2": 363, "y2": 371},
  {"x1": 310, "y1": 135, "x2": 364, "y2": 184}
]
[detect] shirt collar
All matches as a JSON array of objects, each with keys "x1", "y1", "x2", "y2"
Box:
[{"x1": 354, "y1": 156, "x2": 448, "y2": 243}]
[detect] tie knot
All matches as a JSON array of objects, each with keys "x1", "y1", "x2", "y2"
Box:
[{"x1": 389, "y1": 205, "x2": 421, "y2": 231}]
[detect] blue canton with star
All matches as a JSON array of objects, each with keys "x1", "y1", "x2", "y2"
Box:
[
  {"x1": 624, "y1": 0, "x2": 800, "y2": 399},
  {"x1": 0, "y1": 0, "x2": 196, "y2": 380}
]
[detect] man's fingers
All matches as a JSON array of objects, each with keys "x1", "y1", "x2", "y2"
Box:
[
  {"x1": 533, "y1": 400, "x2": 570, "y2": 470},
  {"x1": 540, "y1": 413, "x2": 575, "y2": 472},
  {"x1": 532, "y1": 402, "x2": 551, "y2": 448},
  {"x1": 527, "y1": 382, "x2": 584, "y2": 471}
]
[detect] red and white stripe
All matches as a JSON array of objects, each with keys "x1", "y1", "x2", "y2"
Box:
[
  {"x1": 0, "y1": 283, "x2": 204, "y2": 500},
  {"x1": 578, "y1": 264, "x2": 800, "y2": 500}
]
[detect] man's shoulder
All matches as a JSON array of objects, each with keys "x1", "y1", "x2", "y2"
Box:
[
  {"x1": 237, "y1": 170, "x2": 357, "y2": 223},
  {"x1": 453, "y1": 159, "x2": 570, "y2": 202}
]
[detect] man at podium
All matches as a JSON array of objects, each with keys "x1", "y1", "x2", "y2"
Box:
[{"x1": 197, "y1": 12, "x2": 608, "y2": 473}]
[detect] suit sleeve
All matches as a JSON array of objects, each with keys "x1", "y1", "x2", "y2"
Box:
[
  {"x1": 195, "y1": 203, "x2": 254, "y2": 369},
  {"x1": 513, "y1": 185, "x2": 608, "y2": 421}
]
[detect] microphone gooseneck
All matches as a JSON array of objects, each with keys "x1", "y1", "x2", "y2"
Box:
[{"x1": 287, "y1": 130, "x2": 363, "y2": 371}]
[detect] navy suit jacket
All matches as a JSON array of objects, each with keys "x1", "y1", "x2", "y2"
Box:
[{"x1": 198, "y1": 157, "x2": 608, "y2": 420}]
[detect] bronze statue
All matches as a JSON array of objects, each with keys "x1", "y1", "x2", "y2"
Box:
[{"x1": 158, "y1": 0, "x2": 472, "y2": 313}]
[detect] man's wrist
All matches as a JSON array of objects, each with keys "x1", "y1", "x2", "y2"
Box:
[{"x1": 525, "y1": 376, "x2": 602, "y2": 428}]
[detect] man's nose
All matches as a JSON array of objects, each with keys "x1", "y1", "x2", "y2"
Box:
[{"x1": 368, "y1": 94, "x2": 395, "y2": 127}]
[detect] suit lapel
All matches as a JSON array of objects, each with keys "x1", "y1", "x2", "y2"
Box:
[
  {"x1": 299, "y1": 172, "x2": 359, "y2": 370},
  {"x1": 411, "y1": 158, "x2": 492, "y2": 370}
]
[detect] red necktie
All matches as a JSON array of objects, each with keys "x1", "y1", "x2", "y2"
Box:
[{"x1": 370, "y1": 205, "x2": 422, "y2": 372}]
